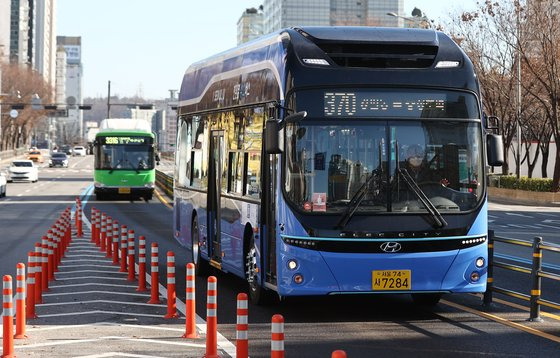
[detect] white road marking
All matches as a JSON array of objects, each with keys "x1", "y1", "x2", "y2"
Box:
[
  {"x1": 36, "y1": 310, "x2": 165, "y2": 319},
  {"x1": 53, "y1": 276, "x2": 129, "y2": 281},
  {"x1": 36, "y1": 300, "x2": 166, "y2": 308},
  {"x1": 507, "y1": 224, "x2": 540, "y2": 229},
  {"x1": 55, "y1": 270, "x2": 126, "y2": 275},
  {"x1": 24, "y1": 189, "x2": 31, "y2": 192},
  {"x1": 17, "y1": 194, "x2": 22, "y2": 197},
  {"x1": 48, "y1": 283, "x2": 137, "y2": 289},
  {"x1": 41, "y1": 290, "x2": 151, "y2": 298},
  {"x1": 505, "y1": 212, "x2": 534, "y2": 218},
  {"x1": 535, "y1": 223, "x2": 560, "y2": 230},
  {"x1": 75, "y1": 353, "x2": 166, "y2": 358}
]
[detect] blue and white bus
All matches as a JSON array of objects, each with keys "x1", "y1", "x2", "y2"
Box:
[{"x1": 174, "y1": 27, "x2": 503, "y2": 304}]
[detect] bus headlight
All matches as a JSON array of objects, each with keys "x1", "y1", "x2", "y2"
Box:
[
  {"x1": 144, "y1": 182, "x2": 155, "y2": 188},
  {"x1": 475, "y1": 257, "x2": 485, "y2": 268},
  {"x1": 470, "y1": 272, "x2": 480, "y2": 282},
  {"x1": 94, "y1": 182, "x2": 106, "y2": 188}
]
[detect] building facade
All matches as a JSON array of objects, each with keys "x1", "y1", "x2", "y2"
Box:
[
  {"x1": 9, "y1": 0, "x2": 30, "y2": 65},
  {"x1": 237, "y1": 7, "x2": 264, "y2": 45},
  {"x1": 57, "y1": 36, "x2": 83, "y2": 140},
  {"x1": 261, "y1": 0, "x2": 403, "y2": 34},
  {"x1": 0, "y1": 0, "x2": 10, "y2": 62},
  {"x1": 34, "y1": 0, "x2": 56, "y2": 88}
]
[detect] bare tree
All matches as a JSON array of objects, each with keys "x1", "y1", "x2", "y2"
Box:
[
  {"x1": 518, "y1": 0, "x2": 560, "y2": 188},
  {"x1": 1, "y1": 63, "x2": 52, "y2": 151}
]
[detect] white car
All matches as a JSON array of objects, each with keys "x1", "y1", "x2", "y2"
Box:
[
  {"x1": 73, "y1": 146, "x2": 87, "y2": 156},
  {"x1": 7, "y1": 160, "x2": 39, "y2": 183},
  {"x1": 0, "y1": 172, "x2": 6, "y2": 197}
]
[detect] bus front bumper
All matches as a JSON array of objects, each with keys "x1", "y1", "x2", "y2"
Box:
[
  {"x1": 276, "y1": 239, "x2": 487, "y2": 296},
  {"x1": 94, "y1": 183, "x2": 154, "y2": 196}
]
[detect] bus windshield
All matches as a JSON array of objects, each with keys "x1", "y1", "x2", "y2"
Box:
[
  {"x1": 285, "y1": 119, "x2": 483, "y2": 214},
  {"x1": 95, "y1": 136, "x2": 154, "y2": 171}
]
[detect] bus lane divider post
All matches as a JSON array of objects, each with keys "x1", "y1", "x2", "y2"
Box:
[
  {"x1": 137, "y1": 236, "x2": 147, "y2": 291},
  {"x1": 236, "y1": 293, "x2": 249, "y2": 358},
  {"x1": 164, "y1": 251, "x2": 178, "y2": 319},
  {"x1": 127, "y1": 230, "x2": 136, "y2": 281},
  {"x1": 34, "y1": 243, "x2": 43, "y2": 304},
  {"x1": 120, "y1": 226, "x2": 128, "y2": 272},
  {"x1": 76, "y1": 199, "x2": 83, "y2": 238},
  {"x1": 26, "y1": 252, "x2": 37, "y2": 319},
  {"x1": 271, "y1": 314, "x2": 285, "y2": 358},
  {"x1": 54, "y1": 222, "x2": 61, "y2": 270},
  {"x1": 112, "y1": 223, "x2": 121, "y2": 265},
  {"x1": 148, "y1": 243, "x2": 160, "y2": 304},
  {"x1": 91, "y1": 207, "x2": 97, "y2": 243},
  {"x1": 2, "y1": 275, "x2": 14, "y2": 358},
  {"x1": 15, "y1": 263, "x2": 26, "y2": 339},
  {"x1": 205, "y1": 276, "x2": 218, "y2": 358},
  {"x1": 106, "y1": 219, "x2": 114, "y2": 258},
  {"x1": 99, "y1": 212, "x2": 106, "y2": 249},
  {"x1": 47, "y1": 230, "x2": 55, "y2": 282},
  {"x1": 41, "y1": 236, "x2": 49, "y2": 292},
  {"x1": 182, "y1": 263, "x2": 199, "y2": 339}
]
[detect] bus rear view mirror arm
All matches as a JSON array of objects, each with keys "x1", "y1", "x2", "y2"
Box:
[
  {"x1": 265, "y1": 111, "x2": 307, "y2": 154},
  {"x1": 487, "y1": 134, "x2": 504, "y2": 167}
]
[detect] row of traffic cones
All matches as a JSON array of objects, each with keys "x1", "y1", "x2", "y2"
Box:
[{"x1": 2, "y1": 205, "x2": 73, "y2": 357}]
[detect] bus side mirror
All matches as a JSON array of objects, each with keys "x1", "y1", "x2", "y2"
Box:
[
  {"x1": 265, "y1": 119, "x2": 282, "y2": 154},
  {"x1": 155, "y1": 154, "x2": 161, "y2": 165},
  {"x1": 487, "y1": 134, "x2": 504, "y2": 167}
]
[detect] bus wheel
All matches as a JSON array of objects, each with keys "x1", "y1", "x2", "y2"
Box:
[
  {"x1": 192, "y1": 217, "x2": 209, "y2": 276},
  {"x1": 411, "y1": 293, "x2": 442, "y2": 306},
  {"x1": 245, "y1": 234, "x2": 273, "y2": 305}
]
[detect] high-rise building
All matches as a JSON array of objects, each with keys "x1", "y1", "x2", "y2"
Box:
[
  {"x1": 57, "y1": 36, "x2": 83, "y2": 140},
  {"x1": 237, "y1": 7, "x2": 264, "y2": 45},
  {"x1": 262, "y1": 0, "x2": 403, "y2": 34},
  {"x1": 9, "y1": 0, "x2": 30, "y2": 65},
  {"x1": 0, "y1": 0, "x2": 56, "y2": 88},
  {"x1": 35, "y1": 0, "x2": 56, "y2": 89},
  {"x1": 0, "y1": 0, "x2": 10, "y2": 62}
]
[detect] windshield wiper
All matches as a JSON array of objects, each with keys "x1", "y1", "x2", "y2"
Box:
[
  {"x1": 335, "y1": 169, "x2": 381, "y2": 230},
  {"x1": 108, "y1": 160, "x2": 122, "y2": 174},
  {"x1": 396, "y1": 167, "x2": 447, "y2": 229}
]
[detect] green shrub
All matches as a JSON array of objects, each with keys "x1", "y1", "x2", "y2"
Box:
[{"x1": 490, "y1": 175, "x2": 553, "y2": 192}]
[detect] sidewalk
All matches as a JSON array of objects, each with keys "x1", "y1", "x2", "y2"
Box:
[{"x1": 9, "y1": 217, "x2": 234, "y2": 357}]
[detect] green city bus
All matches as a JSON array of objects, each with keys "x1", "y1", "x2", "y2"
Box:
[{"x1": 93, "y1": 119, "x2": 157, "y2": 200}]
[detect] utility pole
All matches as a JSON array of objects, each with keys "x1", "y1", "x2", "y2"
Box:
[{"x1": 107, "y1": 80, "x2": 111, "y2": 119}]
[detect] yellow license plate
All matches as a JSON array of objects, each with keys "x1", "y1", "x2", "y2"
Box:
[
  {"x1": 118, "y1": 187, "x2": 131, "y2": 194},
  {"x1": 372, "y1": 270, "x2": 411, "y2": 290}
]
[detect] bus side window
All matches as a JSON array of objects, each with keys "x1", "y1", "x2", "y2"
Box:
[
  {"x1": 228, "y1": 151, "x2": 243, "y2": 194},
  {"x1": 246, "y1": 152, "x2": 261, "y2": 199}
]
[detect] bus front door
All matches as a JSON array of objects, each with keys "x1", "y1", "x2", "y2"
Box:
[{"x1": 208, "y1": 131, "x2": 224, "y2": 266}]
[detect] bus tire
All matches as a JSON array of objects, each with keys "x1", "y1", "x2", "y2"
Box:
[
  {"x1": 245, "y1": 233, "x2": 273, "y2": 305},
  {"x1": 192, "y1": 216, "x2": 209, "y2": 276},
  {"x1": 96, "y1": 193, "x2": 105, "y2": 201},
  {"x1": 411, "y1": 293, "x2": 442, "y2": 306}
]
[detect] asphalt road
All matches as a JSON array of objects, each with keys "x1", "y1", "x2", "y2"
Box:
[{"x1": 1, "y1": 157, "x2": 559, "y2": 357}]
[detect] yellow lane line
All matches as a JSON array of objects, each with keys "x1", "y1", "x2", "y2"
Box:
[
  {"x1": 441, "y1": 299, "x2": 560, "y2": 344},
  {"x1": 154, "y1": 188, "x2": 172, "y2": 210}
]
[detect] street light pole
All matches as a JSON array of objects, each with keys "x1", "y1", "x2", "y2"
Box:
[
  {"x1": 107, "y1": 80, "x2": 111, "y2": 119},
  {"x1": 516, "y1": 9, "x2": 522, "y2": 179}
]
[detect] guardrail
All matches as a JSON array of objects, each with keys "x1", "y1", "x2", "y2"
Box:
[
  {"x1": 484, "y1": 229, "x2": 560, "y2": 321},
  {"x1": 0, "y1": 147, "x2": 27, "y2": 162},
  {"x1": 155, "y1": 169, "x2": 173, "y2": 198}
]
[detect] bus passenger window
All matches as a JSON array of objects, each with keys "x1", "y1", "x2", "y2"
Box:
[{"x1": 246, "y1": 152, "x2": 261, "y2": 199}]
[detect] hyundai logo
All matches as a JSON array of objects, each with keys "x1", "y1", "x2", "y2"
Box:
[{"x1": 380, "y1": 242, "x2": 402, "y2": 253}]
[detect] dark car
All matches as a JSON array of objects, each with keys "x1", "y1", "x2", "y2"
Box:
[
  {"x1": 49, "y1": 153, "x2": 69, "y2": 167},
  {"x1": 60, "y1": 145, "x2": 73, "y2": 155}
]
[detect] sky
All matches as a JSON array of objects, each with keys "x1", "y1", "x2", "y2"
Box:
[{"x1": 56, "y1": 0, "x2": 478, "y2": 100}]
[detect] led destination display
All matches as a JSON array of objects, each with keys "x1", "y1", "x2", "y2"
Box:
[
  {"x1": 323, "y1": 90, "x2": 476, "y2": 118},
  {"x1": 99, "y1": 136, "x2": 152, "y2": 145}
]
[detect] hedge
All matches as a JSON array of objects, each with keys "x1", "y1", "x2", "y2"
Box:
[{"x1": 489, "y1": 175, "x2": 553, "y2": 192}]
